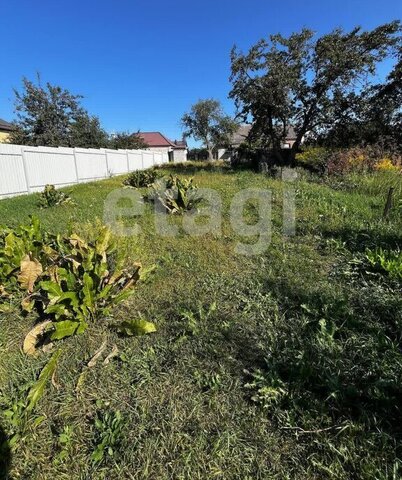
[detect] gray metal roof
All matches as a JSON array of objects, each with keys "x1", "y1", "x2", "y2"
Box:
[
  {"x1": 0, "y1": 118, "x2": 14, "y2": 131},
  {"x1": 231, "y1": 124, "x2": 297, "y2": 145}
]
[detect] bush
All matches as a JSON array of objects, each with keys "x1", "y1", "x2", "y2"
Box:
[
  {"x1": 0, "y1": 218, "x2": 149, "y2": 348},
  {"x1": 152, "y1": 175, "x2": 202, "y2": 214},
  {"x1": 375, "y1": 158, "x2": 401, "y2": 172},
  {"x1": 38, "y1": 184, "x2": 73, "y2": 208},
  {"x1": 123, "y1": 169, "x2": 161, "y2": 188},
  {"x1": 295, "y1": 146, "x2": 332, "y2": 174},
  {"x1": 365, "y1": 247, "x2": 402, "y2": 279},
  {"x1": 297, "y1": 145, "x2": 401, "y2": 176}
]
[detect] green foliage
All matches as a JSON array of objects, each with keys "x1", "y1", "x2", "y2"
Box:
[
  {"x1": 181, "y1": 99, "x2": 237, "y2": 160},
  {"x1": 91, "y1": 404, "x2": 123, "y2": 464},
  {"x1": 153, "y1": 175, "x2": 202, "y2": 214},
  {"x1": 26, "y1": 350, "x2": 62, "y2": 412},
  {"x1": 0, "y1": 215, "x2": 46, "y2": 291},
  {"x1": 0, "y1": 167, "x2": 401, "y2": 478},
  {"x1": 244, "y1": 369, "x2": 287, "y2": 409},
  {"x1": 54, "y1": 425, "x2": 74, "y2": 464},
  {"x1": 10, "y1": 76, "x2": 108, "y2": 148},
  {"x1": 123, "y1": 169, "x2": 161, "y2": 188},
  {"x1": 0, "y1": 218, "x2": 142, "y2": 345},
  {"x1": 116, "y1": 319, "x2": 156, "y2": 336},
  {"x1": 366, "y1": 247, "x2": 402, "y2": 279},
  {"x1": 230, "y1": 22, "x2": 401, "y2": 155},
  {"x1": 295, "y1": 146, "x2": 332, "y2": 173},
  {"x1": 109, "y1": 131, "x2": 148, "y2": 150},
  {"x1": 29, "y1": 229, "x2": 141, "y2": 340},
  {"x1": 2, "y1": 350, "x2": 62, "y2": 447},
  {"x1": 38, "y1": 184, "x2": 73, "y2": 208}
]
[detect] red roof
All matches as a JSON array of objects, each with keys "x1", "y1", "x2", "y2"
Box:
[{"x1": 139, "y1": 132, "x2": 187, "y2": 149}]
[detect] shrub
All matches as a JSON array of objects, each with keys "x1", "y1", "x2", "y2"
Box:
[
  {"x1": 297, "y1": 145, "x2": 401, "y2": 176},
  {"x1": 365, "y1": 247, "x2": 402, "y2": 279},
  {"x1": 375, "y1": 158, "x2": 400, "y2": 172},
  {"x1": 123, "y1": 169, "x2": 161, "y2": 188},
  {"x1": 27, "y1": 228, "x2": 141, "y2": 341},
  {"x1": 38, "y1": 184, "x2": 73, "y2": 208},
  {"x1": 295, "y1": 146, "x2": 332, "y2": 174},
  {"x1": 0, "y1": 218, "x2": 153, "y2": 349},
  {"x1": 152, "y1": 175, "x2": 202, "y2": 214}
]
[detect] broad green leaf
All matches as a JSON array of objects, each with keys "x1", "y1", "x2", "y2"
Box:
[
  {"x1": 116, "y1": 319, "x2": 156, "y2": 337},
  {"x1": 95, "y1": 227, "x2": 112, "y2": 255},
  {"x1": 83, "y1": 272, "x2": 95, "y2": 309},
  {"x1": 50, "y1": 320, "x2": 87, "y2": 341},
  {"x1": 40, "y1": 280, "x2": 63, "y2": 298},
  {"x1": 26, "y1": 349, "x2": 62, "y2": 411}
]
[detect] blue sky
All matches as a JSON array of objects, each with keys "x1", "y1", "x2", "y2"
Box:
[{"x1": 0, "y1": 0, "x2": 400, "y2": 147}]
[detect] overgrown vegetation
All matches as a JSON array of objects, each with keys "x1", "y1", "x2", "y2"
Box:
[
  {"x1": 123, "y1": 169, "x2": 161, "y2": 188},
  {"x1": 0, "y1": 217, "x2": 153, "y2": 351},
  {"x1": 296, "y1": 145, "x2": 401, "y2": 176},
  {"x1": 38, "y1": 184, "x2": 73, "y2": 208},
  {"x1": 0, "y1": 164, "x2": 401, "y2": 479},
  {"x1": 152, "y1": 174, "x2": 202, "y2": 214}
]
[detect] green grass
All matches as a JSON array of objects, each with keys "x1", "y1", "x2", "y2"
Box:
[{"x1": 0, "y1": 164, "x2": 401, "y2": 479}]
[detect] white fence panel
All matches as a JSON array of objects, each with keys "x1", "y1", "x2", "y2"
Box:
[
  {"x1": 106, "y1": 149, "x2": 128, "y2": 175},
  {"x1": 24, "y1": 147, "x2": 77, "y2": 191},
  {"x1": 75, "y1": 148, "x2": 108, "y2": 182},
  {"x1": 127, "y1": 151, "x2": 143, "y2": 171},
  {"x1": 0, "y1": 145, "x2": 27, "y2": 198},
  {"x1": 0, "y1": 144, "x2": 171, "y2": 199},
  {"x1": 142, "y1": 151, "x2": 154, "y2": 169},
  {"x1": 153, "y1": 152, "x2": 163, "y2": 166}
]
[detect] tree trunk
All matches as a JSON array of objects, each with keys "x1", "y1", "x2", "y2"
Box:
[{"x1": 207, "y1": 148, "x2": 214, "y2": 161}]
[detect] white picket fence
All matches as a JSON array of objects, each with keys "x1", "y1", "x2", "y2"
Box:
[{"x1": 0, "y1": 144, "x2": 169, "y2": 199}]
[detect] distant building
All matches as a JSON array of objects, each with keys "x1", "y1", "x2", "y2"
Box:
[
  {"x1": 139, "y1": 132, "x2": 187, "y2": 163},
  {"x1": 0, "y1": 118, "x2": 14, "y2": 143},
  {"x1": 217, "y1": 124, "x2": 299, "y2": 160}
]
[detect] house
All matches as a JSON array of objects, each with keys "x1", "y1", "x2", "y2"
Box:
[
  {"x1": 217, "y1": 124, "x2": 299, "y2": 160},
  {"x1": 0, "y1": 118, "x2": 14, "y2": 143},
  {"x1": 139, "y1": 132, "x2": 188, "y2": 163}
]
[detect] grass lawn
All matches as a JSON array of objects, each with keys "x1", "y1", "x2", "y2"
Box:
[{"x1": 0, "y1": 163, "x2": 401, "y2": 479}]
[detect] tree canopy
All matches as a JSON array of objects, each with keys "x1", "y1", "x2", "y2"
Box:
[
  {"x1": 8, "y1": 77, "x2": 149, "y2": 150},
  {"x1": 229, "y1": 21, "x2": 401, "y2": 156},
  {"x1": 108, "y1": 131, "x2": 148, "y2": 150},
  {"x1": 181, "y1": 99, "x2": 237, "y2": 160}
]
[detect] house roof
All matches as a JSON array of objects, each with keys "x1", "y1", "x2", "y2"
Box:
[
  {"x1": 139, "y1": 132, "x2": 187, "y2": 149},
  {"x1": 230, "y1": 124, "x2": 298, "y2": 145},
  {"x1": 0, "y1": 118, "x2": 14, "y2": 132}
]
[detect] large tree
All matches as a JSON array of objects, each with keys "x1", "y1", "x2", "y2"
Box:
[
  {"x1": 108, "y1": 131, "x2": 148, "y2": 150},
  {"x1": 9, "y1": 77, "x2": 109, "y2": 148},
  {"x1": 181, "y1": 99, "x2": 237, "y2": 160},
  {"x1": 229, "y1": 21, "x2": 401, "y2": 158}
]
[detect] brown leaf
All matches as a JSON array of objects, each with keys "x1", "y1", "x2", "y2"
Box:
[
  {"x1": 103, "y1": 345, "x2": 119, "y2": 365},
  {"x1": 18, "y1": 255, "x2": 43, "y2": 292},
  {"x1": 23, "y1": 320, "x2": 52, "y2": 356},
  {"x1": 87, "y1": 340, "x2": 107, "y2": 368}
]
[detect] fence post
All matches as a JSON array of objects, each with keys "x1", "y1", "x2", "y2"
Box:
[
  {"x1": 21, "y1": 147, "x2": 31, "y2": 194},
  {"x1": 126, "y1": 150, "x2": 130, "y2": 173},
  {"x1": 383, "y1": 187, "x2": 394, "y2": 219},
  {"x1": 73, "y1": 148, "x2": 80, "y2": 184},
  {"x1": 104, "y1": 149, "x2": 109, "y2": 177}
]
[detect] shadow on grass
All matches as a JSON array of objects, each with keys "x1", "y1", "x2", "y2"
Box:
[
  {"x1": 155, "y1": 161, "x2": 234, "y2": 175},
  {"x1": 0, "y1": 424, "x2": 11, "y2": 480},
  {"x1": 320, "y1": 225, "x2": 402, "y2": 253},
  {"x1": 252, "y1": 272, "x2": 402, "y2": 438}
]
